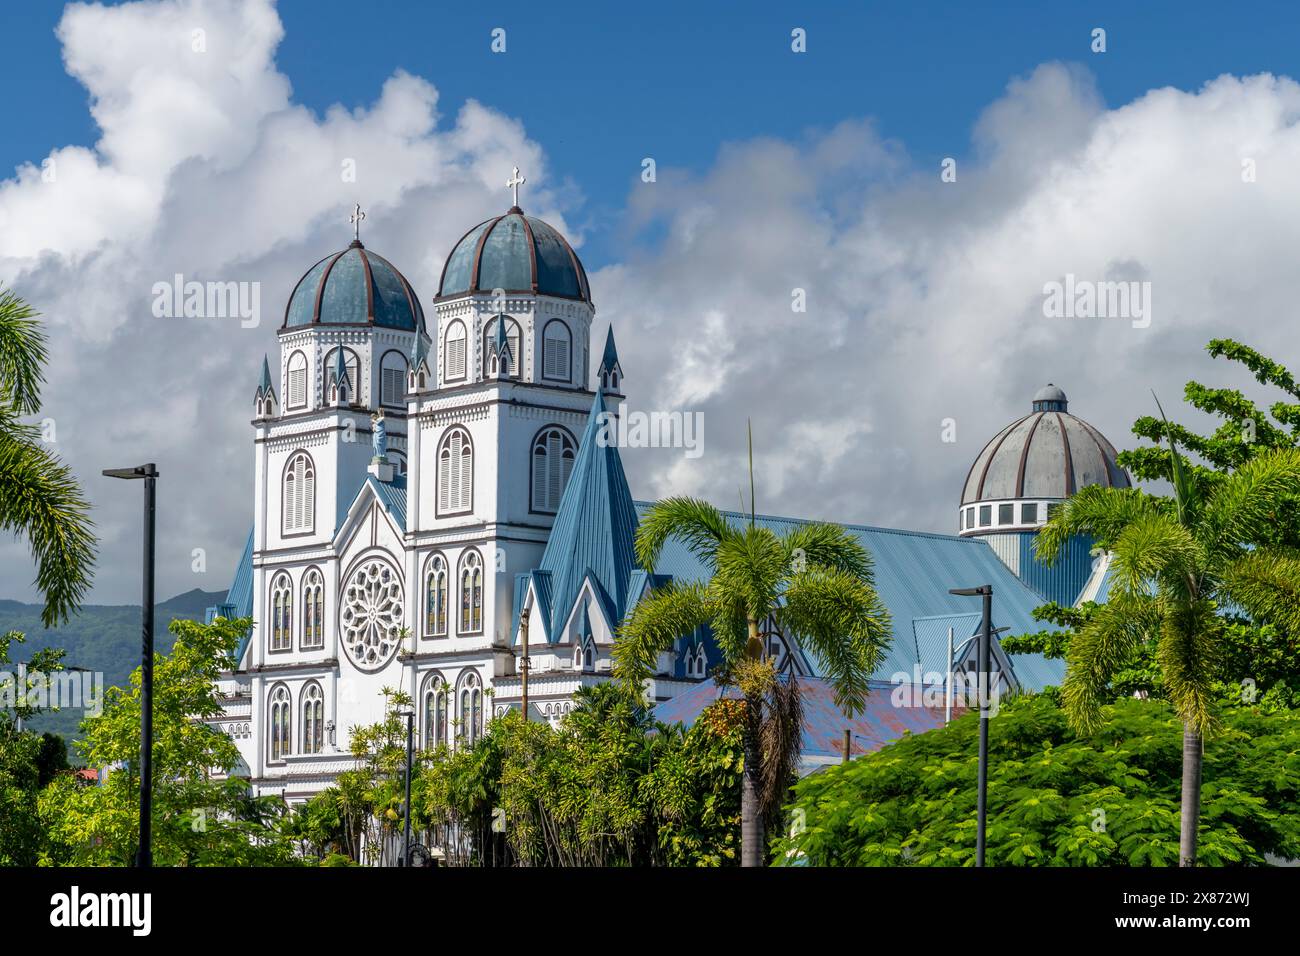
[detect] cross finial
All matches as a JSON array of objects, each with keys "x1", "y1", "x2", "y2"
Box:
[
  {"x1": 350, "y1": 203, "x2": 366, "y2": 243},
  {"x1": 506, "y1": 166, "x2": 526, "y2": 208}
]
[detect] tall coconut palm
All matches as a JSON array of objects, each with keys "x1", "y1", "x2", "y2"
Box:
[
  {"x1": 1036, "y1": 404, "x2": 1300, "y2": 866},
  {"x1": 614, "y1": 494, "x2": 892, "y2": 867},
  {"x1": 0, "y1": 287, "x2": 95, "y2": 626}
]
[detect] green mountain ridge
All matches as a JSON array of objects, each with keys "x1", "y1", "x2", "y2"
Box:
[{"x1": 0, "y1": 587, "x2": 229, "y2": 741}]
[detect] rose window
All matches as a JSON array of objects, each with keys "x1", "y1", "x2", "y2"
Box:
[{"x1": 340, "y1": 559, "x2": 404, "y2": 669}]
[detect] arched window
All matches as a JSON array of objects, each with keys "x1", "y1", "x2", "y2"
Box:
[
  {"x1": 380, "y1": 350, "x2": 408, "y2": 407},
  {"x1": 482, "y1": 316, "x2": 521, "y2": 379},
  {"x1": 422, "y1": 674, "x2": 448, "y2": 750},
  {"x1": 424, "y1": 553, "x2": 448, "y2": 637},
  {"x1": 388, "y1": 451, "x2": 407, "y2": 476},
  {"x1": 283, "y1": 452, "x2": 315, "y2": 533},
  {"x1": 459, "y1": 550, "x2": 483, "y2": 634},
  {"x1": 457, "y1": 671, "x2": 483, "y2": 746},
  {"x1": 689, "y1": 645, "x2": 707, "y2": 678},
  {"x1": 301, "y1": 682, "x2": 324, "y2": 755},
  {"x1": 301, "y1": 568, "x2": 324, "y2": 649},
  {"x1": 268, "y1": 684, "x2": 291, "y2": 762},
  {"x1": 542, "y1": 320, "x2": 571, "y2": 381},
  {"x1": 584, "y1": 640, "x2": 595, "y2": 672},
  {"x1": 437, "y1": 427, "x2": 473, "y2": 514},
  {"x1": 286, "y1": 351, "x2": 308, "y2": 409},
  {"x1": 444, "y1": 320, "x2": 467, "y2": 382},
  {"x1": 323, "y1": 347, "x2": 362, "y2": 403},
  {"x1": 531, "y1": 426, "x2": 576, "y2": 512},
  {"x1": 269, "y1": 572, "x2": 293, "y2": 652}
]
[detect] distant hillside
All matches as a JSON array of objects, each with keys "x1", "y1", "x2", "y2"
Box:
[{"x1": 0, "y1": 587, "x2": 228, "y2": 741}]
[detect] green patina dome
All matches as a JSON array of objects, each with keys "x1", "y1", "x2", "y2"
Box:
[
  {"x1": 283, "y1": 241, "x2": 425, "y2": 331},
  {"x1": 438, "y1": 208, "x2": 590, "y2": 303}
]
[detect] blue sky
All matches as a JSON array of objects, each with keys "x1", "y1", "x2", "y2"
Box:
[
  {"x1": 9, "y1": 0, "x2": 1300, "y2": 267},
  {"x1": 6, "y1": 0, "x2": 1300, "y2": 603}
]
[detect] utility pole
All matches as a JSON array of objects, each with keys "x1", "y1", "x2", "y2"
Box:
[
  {"x1": 104, "y1": 463, "x2": 158, "y2": 869},
  {"x1": 400, "y1": 709, "x2": 414, "y2": 866},
  {"x1": 949, "y1": 584, "x2": 993, "y2": 868}
]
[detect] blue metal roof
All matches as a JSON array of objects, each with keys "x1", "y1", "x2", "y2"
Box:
[
  {"x1": 335, "y1": 472, "x2": 407, "y2": 535},
  {"x1": 643, "y1": 506, "x2": 1064, "y2": 691},
  {"x1": 225, "y1": 528, "x2": 255, "y2": 664},
  {"x1": 534, "y1": 390, "x2": 640, "y2": 642}
]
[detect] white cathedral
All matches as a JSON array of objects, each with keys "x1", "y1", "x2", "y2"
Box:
[{"x1": 210, "y1": 174, "x2": 1130, "y2": 800}]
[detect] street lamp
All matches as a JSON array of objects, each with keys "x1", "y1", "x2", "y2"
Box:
[
  {"x1": 397, "y1": 708, "x2": 415, "y2": 867},
  {"x1": 103, "y1": 463, "x2": 158, "y2": 869},
  {"x1": 949, "y1": 584, "x2": 993, "y2": 867}
]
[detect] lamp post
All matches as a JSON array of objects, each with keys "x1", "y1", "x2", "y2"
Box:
[
  {"x1": 949, "y1": 584, "x2": 993, "y2": 867},
  {"x1": 103, "y1": 463, "x2": 158, "y2": 869},
  {"x1": 398, "y1": 708, "x2": 414, "y2": 866}
]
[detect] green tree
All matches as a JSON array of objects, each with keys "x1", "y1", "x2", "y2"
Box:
[
  {"x1": 1036, "y1": 415, "x2": 1300, "y2": 866},
  {"x1": 0, "y1": 287, "x2": 95, "y2": 627},
  {"x1": 40, "y1": 616, "x2": 299, "y2": 865},
  {"x1": 614, "y1": 494, "x2": 892, "y2": 866},
  {"x1": 0, "y1": 629, "x2": 69, "y2": 864},
  {"x1": 774, "y1": 693, "x2": 1300, "y2": 867}
]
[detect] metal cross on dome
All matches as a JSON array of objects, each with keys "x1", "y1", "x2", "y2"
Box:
[
  {"x1": 350, "y1": 203, "x2": 366, "y2": 242},
  {"x1": 506, "y1": 166, "x2": 526, "y2": 207}
]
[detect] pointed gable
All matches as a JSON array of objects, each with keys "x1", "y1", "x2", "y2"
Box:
[{"x1": 536, "y1": 390, "x2": 640, "y2": 641}]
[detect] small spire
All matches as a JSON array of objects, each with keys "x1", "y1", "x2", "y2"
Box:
[
  {"x1": 258, "y1": 354, "x2": 272, "y2": 393},
  {"x1": 410, "y1": 332, "x2": 429, "y2": 368},
  {"x1": 600, "y1": 325, "x2": 620, "y2": 372},
  {"x1": 494, "y1": 317, "x2": 509, "y2": 355},
  {"x1": 506, "y1": 166, "x2": 526, "y2": 210},
  {"x1": 332, "y1": 347, "x2": 350, "y2": 403}
]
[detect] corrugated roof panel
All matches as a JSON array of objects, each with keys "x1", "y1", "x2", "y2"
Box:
[{"x1": 640, "y1": 505, "x2": 1064, "y2": 691}]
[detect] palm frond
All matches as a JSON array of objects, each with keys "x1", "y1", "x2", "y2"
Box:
[
  {"x1": 1201, "y1": 447, "x2": 1300, "y2": 552},
  {"x1": 613, "y1": 581, "x2": 715, "y2": 687},
  {"x1": 1153, "y1": 392, "x2": 1201, "y2": 526},
  {"x1": 1218, "y1": 546, "x2": 1300, "y2": 636},
  {"x1": 633, "y1": 496, "x2": 735, "y2": 571},
  {"x1": 776, "y1": 567, "x2": 892, "y2": 717},
  {"x1": 758, "y1": 675, "x2": 802, "y2": 821},
  {"x1": 0, "y1": 430, "x2": 96, "y2": 626},
  {"x1": 1060, "y1": 592, "x2": 1158, "y2": 734},
  {"x1": 0, "y1": 288, "x2": 46, "y2": 415},
  {"x1": 1108, "y1": 512, "x2": 1203, "y2": 599},
  {"x1": 1034, "y1": 484, "x2": 1160, "y2": 563},
  {"x1": 780, "y1": 521, "x2": 874, "y2": 582},
  {"x1": 711, "y1": 525, "x2": 785, "y2": 623},
  {"x1": 1156, "y1": 598, "x2": 1221, "y2": 735}
]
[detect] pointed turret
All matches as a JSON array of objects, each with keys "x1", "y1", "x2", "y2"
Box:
[
  {"x1": 536, "y1": 389, "x2": 639, "y2": 640},
  {"x1": 598, "y1": 325, "x2": 623, "y2": 397},
  {"x1": 330, "y1": 346, "x2": 351, "y2": 406},
  {"x1": 409, "y1": 333, "x2": 431, "y2": 393},
  {"x1": 491, "y1": 317, "x2": 513, "y2": 380},
  {"x1": 254, "y1": 354, "x2": 277, "y2": 420}
]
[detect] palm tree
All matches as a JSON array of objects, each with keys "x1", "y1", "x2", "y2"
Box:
[
  {"x1": 1036, "y1": 404, "x2": 1300, "y2": 866},
  {"x1": 615, "y1": 494, "x2": 892, "y2": 867},
  {"x1": 0, "y1": 287, "x2": 95, "y2": 626}
]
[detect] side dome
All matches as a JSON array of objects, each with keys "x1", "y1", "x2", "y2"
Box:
[
  {"x1": 961, "y1": 384, "x2": 1130, "y2": 507},
  {"x1": 437, "y1": 207, "x2": 590, "y2": 303},
  {"x1": 283, "y1": 241, "x2": 425, "y2": 331}
]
